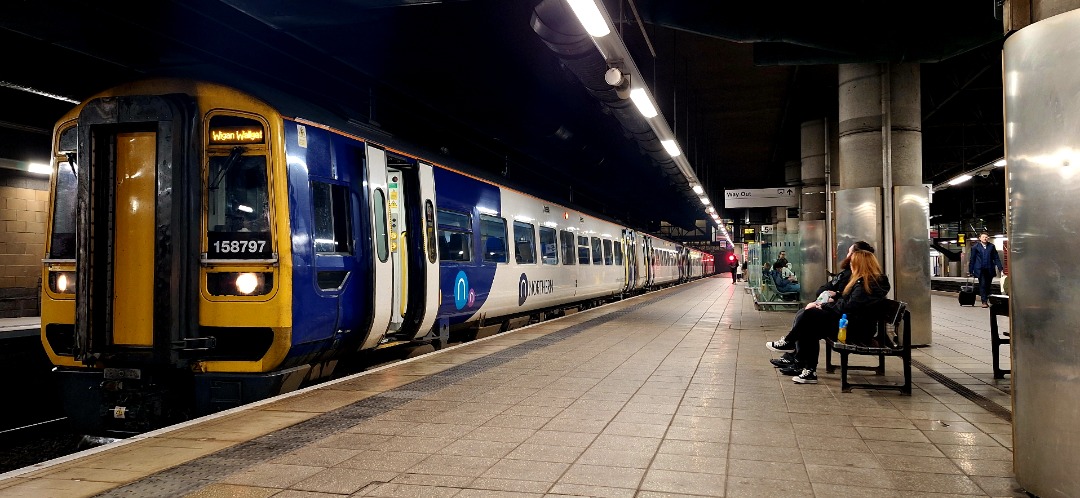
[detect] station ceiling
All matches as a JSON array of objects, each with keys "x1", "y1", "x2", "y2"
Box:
[{"x1": 0, "y1": 0, "x2": 1007, "y2": 234}]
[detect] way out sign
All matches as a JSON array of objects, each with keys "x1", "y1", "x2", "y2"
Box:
[{"x1": 724, "y1": 187, "x2": 798, "y2": 208}]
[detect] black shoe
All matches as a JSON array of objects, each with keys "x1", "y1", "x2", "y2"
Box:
[
  {"x1": 766, "y1": 337, "x2": 795, "y2": 352},
  {"x1": 779, "y1": 364, "x2": 803, "y2": 376},
  {"x1": 792, "y1": 369, "x2": 818, "y2": 384},
  {"x1": 770, "y1": 354, "x2": 796, "y2": 368}
]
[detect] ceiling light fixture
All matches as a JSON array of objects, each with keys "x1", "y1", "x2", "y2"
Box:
[
  {"x1": 661, "y1": 139, "x2": 682, "y2": 157},
  {"x1": 629, "y1": 88, "x2": 658, "y2": 118},
  {"x1": 948, "y1": 174, "x2": 973, "y2": 186},
  {"x1": 692, "y1": 184, "x2": 704, "y2": 195},
  {"x1": 994, "y1": 159, "x2": 1007, "y2": 167},
  {"x1": 565, "y1": 0, "x2": 610, "y2": 37}
]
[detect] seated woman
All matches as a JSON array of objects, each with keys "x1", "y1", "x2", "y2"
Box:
[
  {"x1": 766, "y1": 249, "x2": 890, "y2": 384},
  {"x1": 772, "y1": 261, "x2": 800, "y2": 294}
]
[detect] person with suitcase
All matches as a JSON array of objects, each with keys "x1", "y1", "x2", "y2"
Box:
[{"x1": 968, "y1": 232, "x2": 1004, "y2": 308}]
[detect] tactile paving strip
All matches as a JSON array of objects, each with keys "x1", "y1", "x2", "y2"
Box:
[
  {"x1": 95, "y1": 285, "x2": 693, "y2": 497},
  {"x1": 911, "y1": 358, "x2": 1013, "y2": 422}
]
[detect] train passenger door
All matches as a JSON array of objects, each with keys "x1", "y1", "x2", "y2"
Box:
[
  {"x1": 643, "y1": 236, "x2": 655, "y2": 288},
  {"x1": 622, "y1": 229, "x2": 636, "y2": 294},
  {"x1": 360, "y1": 149, "x2": 438, "y2": 350},
  {"x1": 363, "y1": 147, "x2": 393, "y2": 348}
]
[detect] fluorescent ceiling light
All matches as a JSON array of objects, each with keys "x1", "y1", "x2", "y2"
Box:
[
  {"x1": 700, "y1": 197, "x2": 711, "y2": 205},
  {"x1": 692, "y1": 184, "x2": 704, "y2": 195},
  {"x1": 565, "y1": 0, "x2": 610, "y2": 37},
  {"x1": 948, "y1": 174, "x2": 973, "y2": 186},
  {"x1": 661, "y1": 139, "x2": 682, "y2": 157},
  {"x1": 28, "y1": 162, "x2": 51, "y2": 175},
  {"x1": 994, "y1": 159, "x2": 1006, "y2": 167},
  {"x1": 629, "y1": 88, "x2": 658, "y2": 118}
]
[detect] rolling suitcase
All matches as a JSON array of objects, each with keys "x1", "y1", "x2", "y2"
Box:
[{"x1": 958, "y1": 279, "x2": 977, "y2": 306}]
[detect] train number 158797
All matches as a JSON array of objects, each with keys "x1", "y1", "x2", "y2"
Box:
[
  {"x1": 213, "y1": 240, "x2": 267, "y2": 253},
  {"x1": 207, "y1": 232, "x2": 272, "y2": 259}
]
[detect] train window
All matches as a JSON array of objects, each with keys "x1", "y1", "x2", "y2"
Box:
[
  {"x1": 613, "y1": 241, "x2": 623, "y2": 265},
  {"x1": 205, "y1": 150, "x2": 272, "y2": 259},
  {"x1": 437, "y1": 209, "x2": 471, "y2": 262},
  {"x1": 49, "y1": 127, "x2": 78, "y2": 259},
  {"x1": 373, "y1": 189, "x2": 389, "y2": 262},
  {"x1": 312, "y1": 182, "x2": 352, "y2": 254},
  {"x1": 424, "y1": 201, "x2": 437, "y2": 264},
  {"x1": 577, "y1": 235, "x2": 590, "y2": 264},
  {"x1": 480, "y1": 215, "x2": 507, "y2": 263},
  {"x1": 560, "y1": 230, "x2": 576, "y2": 265},
  {"x1": 591, "y1": 237, "x2": 603, "y2": 265},
  {"x1": 603, "y1": 239, "x2": 613, "y2": 265},
  {"x1": 539, "y1": 227, "x2": 558, "y2": 265},
  {"x1": 513, "y1": 221, "x2": 536, "y2": 264}
]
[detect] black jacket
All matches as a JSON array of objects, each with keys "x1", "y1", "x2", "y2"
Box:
[
  {"x1": 824, "y1": 274, "x2": 891, "y2": 340},
  {"x1": 815, "y1": 268, "x2": 852, "y2": 297}
]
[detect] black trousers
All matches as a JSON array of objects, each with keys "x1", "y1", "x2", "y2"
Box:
[
  {"x1": 790, "y1": 307, "x2": 841, "y2": 370},
  {"x1": 730, "y1": 269, "x2": 737, "y2": 283},
  {"x1": 976, "y1": 267, "x2": 994, "y2": 304}
]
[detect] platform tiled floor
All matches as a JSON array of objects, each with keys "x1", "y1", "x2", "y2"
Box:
[{"x1": 0, "y1": 278, "x2": 1021, "y2": 497}]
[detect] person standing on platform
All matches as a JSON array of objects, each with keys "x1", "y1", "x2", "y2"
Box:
[
  {"x1": 968, "y1": 232, "x2": 1003, "y2": 308},
  {"x1": 728, "y1": 255, "x2": 739, "y2": 284}
]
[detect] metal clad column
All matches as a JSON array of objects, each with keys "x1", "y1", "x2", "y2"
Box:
[
  {"x1": 837, "y1": 63, "x2": 931, "y2": 344},
  {"x1": 1004, "y1": 9, "x2": 1080, "y2": 496},
  {"x1": 799, "y1": 120, "x2": 828, "y2": 302}
]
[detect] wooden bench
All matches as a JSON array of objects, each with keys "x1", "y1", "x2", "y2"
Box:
[
  {"x1": 988, "y1": 294, "x2": 1010, "y2": 378},
  {"x1": 827, "y1": 299, "x2": 912, "y2": 395}
]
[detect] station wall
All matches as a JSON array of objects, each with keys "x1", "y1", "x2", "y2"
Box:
[{"x1": 0, "y1": 169, "x2": 48, "y2": 318}]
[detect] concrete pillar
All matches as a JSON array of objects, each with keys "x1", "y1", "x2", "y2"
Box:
[{"x1": 837, "y1": 63, "x2": 932, "y2": 345}]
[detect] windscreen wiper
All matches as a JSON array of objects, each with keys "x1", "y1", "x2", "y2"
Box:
[{"x1": 209, "y1": 146, "x2": 245, "y2": 190}]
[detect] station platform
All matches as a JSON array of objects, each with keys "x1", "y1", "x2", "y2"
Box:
[{"x1": 0, "y1": 278, "x2": 1020, "y2": 497}]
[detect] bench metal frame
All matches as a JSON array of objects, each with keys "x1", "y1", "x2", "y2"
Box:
[{"x1": 827, "y1": 299, "x2": 912, "y2": 395}]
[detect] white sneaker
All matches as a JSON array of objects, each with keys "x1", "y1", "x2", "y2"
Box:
[{"x1": 792, "y1": 369, "x2": 818, "y2": 384}]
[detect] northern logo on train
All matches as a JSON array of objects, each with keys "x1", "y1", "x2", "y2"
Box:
[
  {"x1": 518, "y1": 273, "x2": 553, "y2": 306},
  {"x1": 454, "y1": 270, "x2": 473, "y2": 310}
]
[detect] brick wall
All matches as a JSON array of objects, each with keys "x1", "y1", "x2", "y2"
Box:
[{"x1": 0, "y1": 169, "x2": 49, "y2": 318}]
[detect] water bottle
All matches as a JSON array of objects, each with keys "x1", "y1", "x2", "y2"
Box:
[{"x1": 838, "y1": 314, "x2": 848, "y2": 344}]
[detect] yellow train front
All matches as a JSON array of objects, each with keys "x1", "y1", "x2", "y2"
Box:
[{"x1": 39, "y1": 80, "x2": 373, "y2": 437}]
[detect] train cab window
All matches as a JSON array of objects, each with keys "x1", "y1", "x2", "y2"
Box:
[
  {"x1": 560, "y1": 230, "x2": 576, "y2": 265},
  {"x1": 603, "y1": 239, "x2": 613, "y2": 265},
  {"x1": 513, "y1": 221, "x2": 536, "y2": 264},
  {"x1": 613, "y1": 241, "x2": 623, "y2": 265},
  {"x1": 49, "y1": 126, "x2": 78, "y2": 259},
  {"x1": 373, "y1": 189, "x2": 389, "y2": 262},
  {"x1": 577, "y1": 235, "x2": 591, "y2": 264},
  {"x1": 312, "y1": 182, "x2": 353, "y2": 254},
  {"x1": 591, "y1": 237, "x2": 603, "y2": 265},
  {"x1": 437, "y1": 209, "x2": 471, "y2": 262},
  {"x1": 205, "y1": 115, "x2": 272, "y2": 260},
  {"x1": 480, "y1": 215, "x2": 507, "y2": 263},
  {"x1": 539, "y1": 226, "x2": 558, "y2": 265}
]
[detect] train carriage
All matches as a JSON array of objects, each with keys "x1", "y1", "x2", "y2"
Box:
[{"x1": 39, "y1": 78, "x2": 712, "y2": 437}]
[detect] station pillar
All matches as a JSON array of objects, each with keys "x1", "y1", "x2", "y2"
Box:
[
  {"x1": 1004, "y1": 7, "x2": 1080, "y2": 496},
  {"x1": 836, "y1": 63, "x2": 932, "y2": 344},
  {"x1": 797, "y1": 119, "x2": 833, "y2": 302}
]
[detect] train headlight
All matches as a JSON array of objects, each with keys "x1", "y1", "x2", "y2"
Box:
[
  {"x1": 48, "y1": 271, "x2": 76, "y2": 295},
  {"x1": 207, "y1": 272, "x2": 273, "y2": 296},
  {"x1": 235, "y1": 273, "x2": 258, "y2": 294}
]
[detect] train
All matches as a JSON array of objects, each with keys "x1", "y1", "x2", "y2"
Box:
[{"x1": 39, "y1": 78, "x2": 715, "y2": 437}]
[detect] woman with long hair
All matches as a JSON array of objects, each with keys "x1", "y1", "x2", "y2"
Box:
[{"x1": 766, "y1": 249, "x2": 890, "y2": 384}]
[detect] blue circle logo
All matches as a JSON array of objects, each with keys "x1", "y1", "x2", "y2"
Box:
[{"x1": 454, "y1": 271, "x2": 470, "y2": 310}]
